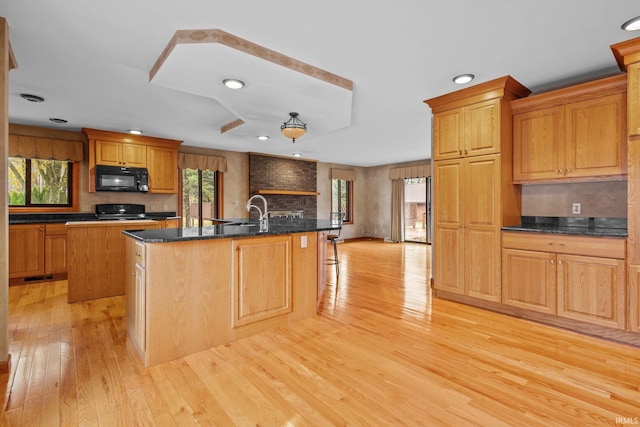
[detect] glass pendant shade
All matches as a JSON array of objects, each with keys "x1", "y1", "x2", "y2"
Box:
[{"x1": 281, "y1": 112, "x2": 307, "y2": 143}]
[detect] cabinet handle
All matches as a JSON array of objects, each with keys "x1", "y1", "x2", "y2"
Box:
[
  {"x1": 550, "y1": 260, "x2": 555, "y2": 264},
  {"x1": 459, "y1": 150, "x2": 463, "y2": 155},
  {"x1": 566, "y1": 168, "x2": 570, "y2": 173},
  {"x1": 464, "y1": 149, "x2": 468, "y2": 155},
  {"x1": 558, "y1": 260, "x2": 563, "y2": 265}
]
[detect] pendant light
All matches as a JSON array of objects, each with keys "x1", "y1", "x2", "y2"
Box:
[{"x1": 281, "y1": 112, "x2": 307, "y2": 143}]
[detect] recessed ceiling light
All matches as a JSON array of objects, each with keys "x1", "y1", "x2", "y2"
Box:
[
  {"x1": 20, "y1": 93, "x2": 45, "y2": 102},
  {"x1": 292, "y1": 152, "x2": 302, "y2": 157},
  {"x1": 49, "y1": 118, "x2": 67, "y2": 124},
  {"x1": 622, "y1": 16, "x2": 640, "y2": 31},
  {"x1": 128, "y1": 129, "x2": 143, "y2": 135},
  {"x1": 223, "y1": 78, "x2": 245, "y2": 89},
  {"x1": 257, "y1": 135, "x2": 269, "y2": 141},
  {"x1": 453, "y1": 74, "x2": 475, "y2": 84}
]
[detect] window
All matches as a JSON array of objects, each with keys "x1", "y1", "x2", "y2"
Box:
[
  {"x1": 331, "y1": 179, "x2": 353, "y2": 223},
  {"x1": 181, "y1": 168, "x2": 221, "y2": 227},
  {"x1": 8, "y1": 157, "x2": 73, "y2": 207}
]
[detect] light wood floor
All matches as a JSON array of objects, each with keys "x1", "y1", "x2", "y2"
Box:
[{"x1": 1, "y1": 241, "x2": 640, "y2": 426}]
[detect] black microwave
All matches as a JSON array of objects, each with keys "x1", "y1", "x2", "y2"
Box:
[{"x1": 95, "y1": 165, "x2": 149, "y2": 192}]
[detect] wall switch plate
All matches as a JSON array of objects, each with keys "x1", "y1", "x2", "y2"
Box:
[
  {"x1": 572, "y1": 203, "x2": 581, "y2": 215},
  {"x1": 301, "y1": 235, "x2": 307, "y2": 248},
  {"x1": 163, "y1": 204, "x2": 168, "y2": 211}
]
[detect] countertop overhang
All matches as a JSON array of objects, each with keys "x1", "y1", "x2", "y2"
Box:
[{"x1": 122, "y1": 218, "x2": 341, "y2": 243}]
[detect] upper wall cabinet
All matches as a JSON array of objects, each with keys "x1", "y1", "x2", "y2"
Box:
[
  {"x1": 83, "y1": 128, "x2": 182, "y2": 193},
  {"x1": 95, "y1": 139, "x2": 147, "y2": 167},
  {"x1": 511, "y1": 74, "x2": 627, "y2": 183},
  {"x1": 432, "y1": 99, "x2": 501, "y2": 160}
]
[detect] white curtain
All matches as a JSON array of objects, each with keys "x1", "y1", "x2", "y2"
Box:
[{"x1": 390, "y1": 179, "x2": 405, "y2": 242}]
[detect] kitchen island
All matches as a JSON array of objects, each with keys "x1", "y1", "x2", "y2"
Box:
[{"x1": 122, "y1": 219, "x2": 338, "y2": 367}]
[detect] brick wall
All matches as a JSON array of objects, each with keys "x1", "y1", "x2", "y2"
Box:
[{"x1": 248, "y1": 154, "x2": 317, "y2": 218}]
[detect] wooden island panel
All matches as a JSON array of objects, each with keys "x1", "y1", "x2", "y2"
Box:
[{"x1": 132, "y1": 231, "x2": 319, "y2": 367}]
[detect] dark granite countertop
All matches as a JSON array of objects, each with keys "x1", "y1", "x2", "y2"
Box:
[
  {"x1": 502, "y1": 216, "x2": 627, "y2": 238},
  {"x1": 122, "y1": 218, "x2": 341, "y2": 243},
  {"x1": 9, "y1": 212, "x2": 178, "y2": 224}
]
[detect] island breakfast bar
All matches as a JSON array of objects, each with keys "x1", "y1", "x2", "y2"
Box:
[{"x1": 123, "y1": 219, "x2": 338, "y2": 367}]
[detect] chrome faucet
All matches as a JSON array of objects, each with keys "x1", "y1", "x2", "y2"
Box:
[{"x1": 245, "y1": 194, "x2": 269, "y2": 232}]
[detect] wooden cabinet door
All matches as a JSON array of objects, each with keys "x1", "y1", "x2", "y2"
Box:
[
  {"x1": 564, "y1": 93, "x2": 626, "y2": 179},
  {"x1": 147, "y1": 146, "x2": 178, "y2": 193},
  {"x1": 95, "y1": 140, "x2": 146, "y2": 166},
  {"x1": 464, "y1": 155, "x2": 500, "y2": 301},
  {"x1": 134, "y1": 262, "x2": 146, "y2": 351},
  {"x1": 44, "y1": 223, "x2": 68, "y2": 275},
  {"x1": 502, "y1": 249, "x2": 557, "y2": 314},
  {"x1": 232, "y1": 235, "x2": 292, "y2": 327},
  {"x1": 9, "y1": 224, "x2": 45, "y2": 279},
  {"x1": 45, "y1": 234, "x2": 67, "y2": 275},
  {"x1": 432, "y1": 107, "x2": 464, "y2": 161},
  {"x1": 121, "y1": 144, "x2": 147, "y2": 167},
  {"x1": 95, "y1": 140, "x2": 122, "y2": 166},
  {"x1": 513, "y1": 106, "x2": 564, "y2": 181},
  {"x1": 629, "y1": 264, "x2": 640, "y2": 333},
  {"x1": 557, "y1": 254, "x2": 625, "y2": 329},
  {"x1": 464, "y1": 99, "x2": 500, "y2": 158},
  {"x1": 432, "y1": 160, "x2": 464, "y2": 294}
]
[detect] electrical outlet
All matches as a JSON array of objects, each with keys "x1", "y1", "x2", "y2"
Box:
[
  {"x1": 301, "y1": 235, "x2": 307, "y2": 248},
  {"x1": 572, "y1": 203, "x2": 581, "y2": 215},
  {"x1": 81, "y1": 204, "x2": 91, "y2": 212},
  {"x1": 150, "y1": 205, "x2": 156, "y2": 212},
  {"x1": 163, "y1": 204, "x2": 168, "y2": 211}
]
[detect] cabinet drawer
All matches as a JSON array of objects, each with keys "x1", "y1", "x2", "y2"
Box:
[
  {"x1": 134, "y1": 241, "x2": 146, "y2": 268},
  {"x1": 502, "y1": 232, "x2": 625, "y2": 259},
  {"x1": 45, "y1": 223, "x2": 68, "y2": 235}
]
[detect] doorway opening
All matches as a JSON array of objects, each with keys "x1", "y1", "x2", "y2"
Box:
[{"x1": 404, "y1": 177, "x2": 430, "y2": 243}]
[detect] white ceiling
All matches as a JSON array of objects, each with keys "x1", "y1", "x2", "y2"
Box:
[{"x1": 1, "y1": 1, "x2": 639, "y2": 167}]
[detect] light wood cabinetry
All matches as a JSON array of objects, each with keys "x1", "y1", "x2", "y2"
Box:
[
  {"x1": 432, "y1": 98, "x2": 501, "y2": 161},
  {"x1": 127, "y1": 231, "x2": 319, "y2": 367},
  {"x1": 44, "y1": 223, "x2": 68, "y2": 275},
  {"x1": 426, "y1": 76, "x2": 530, "y2": 302},
  {"x1": 629, "y1": 264, "x2": 640, "y2": 333},
  {"x1": 67, "y1": 220, "x2": 161, "y2": 303},
  {"x1": 83, "y1": 128, "x2": 182, "y2": 194},
  {"x1": 94, "y1": 140, "x2": 147, "y2": 167},
  {"x1": 232, "y1": 235, "x2": 292, "y2": 327},
  {"x1": 8, "y1": 224, "x2": 45, "y2": 279},
  {"x1": 433, "y1": 155, "x2": 502, "y2": 300},
  {"x1": 147, "y1": 146, "x2": 178, "y2": 193},
  {"x1": 612, "y1": 38, "x2": 640, "y2": 334},
  {"x1": 512, "y1": 75, "x2": 627, "y2": 183},
  {"x1": 502, "y1": 232, "x2": 626, "y2": 329},
  {"x1": 126, "y1": 239, "x2": 146, "y2": 353},
  {"x1": 502, "y1": 249, "x2": 556, "y2": 314}
]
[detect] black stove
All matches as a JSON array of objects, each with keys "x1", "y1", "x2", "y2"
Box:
[{"x1": 95, "y1": 203, "x2": 148, "y2": 220}]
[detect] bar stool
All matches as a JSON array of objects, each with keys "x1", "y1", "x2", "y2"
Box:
[{"x1": 327, "y1": 212, "x2": 343, "y2": 277}]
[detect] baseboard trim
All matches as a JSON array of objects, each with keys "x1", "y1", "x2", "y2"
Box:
[{"x1": 0, "y1": 354, "x2": 11, "y2": 375}]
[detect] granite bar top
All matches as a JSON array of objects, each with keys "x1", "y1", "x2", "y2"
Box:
[
  {"x1": 122, "y1": 218, "x2": 341, "y2": 243},
  {"x1": 9, "y1": 212, "x2": 178, "y2": 224},
  {"x1": 502, "y1": 216, "x2": 627, "y2": 238}
]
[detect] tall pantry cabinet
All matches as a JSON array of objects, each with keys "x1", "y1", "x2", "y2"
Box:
[
  {"x1": 612, "y1": 37, "x2": 640, "y2": 333},
  {"x1": 425, "y1": 76, "x2": 530, "y2": 302}
]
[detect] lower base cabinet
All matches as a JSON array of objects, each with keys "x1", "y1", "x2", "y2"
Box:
[{"x1": 502, "y1": 232, "x2": 626, "y2": 330}]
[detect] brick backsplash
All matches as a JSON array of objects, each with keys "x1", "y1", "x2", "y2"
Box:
[{"x1": 249, "y1": 154, "x2": 317, "y2": 218}]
